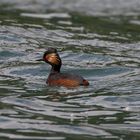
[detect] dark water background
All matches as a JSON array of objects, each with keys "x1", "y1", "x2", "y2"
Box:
[{"x1": 0, "y1": 0, "x2": 140, "y2": 140}]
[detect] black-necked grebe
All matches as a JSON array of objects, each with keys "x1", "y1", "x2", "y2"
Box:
[{"x1": 37, "y1": 48, "x2": 89, "y2": 87}]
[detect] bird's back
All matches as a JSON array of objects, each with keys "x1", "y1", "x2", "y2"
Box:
[{"x1": 47, "y1": 72, "x2": 89, "y2": 87}]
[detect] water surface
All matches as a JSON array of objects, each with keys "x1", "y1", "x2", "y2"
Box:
[{"x1": 0, "y1": 0, "x2": 140, "y2": 140}]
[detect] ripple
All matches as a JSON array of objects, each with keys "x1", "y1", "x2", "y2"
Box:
[
  {"x1": 21, "y1": 13, "x2": 71, "y2": 19},
  {"x1": 1, "y1": 0, "x2": 140, "y2": 16},
  {"x1": 0, "y1": 133, "x2": 65, "y2": 140},
  {"x1": 0, "y1": 116, "x2": 110, "y2": 137},
  {"x1": 101, "y1": 123, "x2": 140, "y2": 132}
]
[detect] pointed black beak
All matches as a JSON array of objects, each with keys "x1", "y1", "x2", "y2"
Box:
[{"x1": 36, "y1": 58, "x2": 44, "y2": 61}]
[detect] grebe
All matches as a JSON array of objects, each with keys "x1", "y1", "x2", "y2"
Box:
[{"x1": 37, "y1": 48, "x2": 89, "y2": 87}]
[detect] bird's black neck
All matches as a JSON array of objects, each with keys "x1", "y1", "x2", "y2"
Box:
[{"x1": 51, "y1": 64, "x2": 61, "y2": 73}]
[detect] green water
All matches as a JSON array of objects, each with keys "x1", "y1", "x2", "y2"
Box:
[{"x1": 0, "y1": 0, "x2": 140, "y2": 140}]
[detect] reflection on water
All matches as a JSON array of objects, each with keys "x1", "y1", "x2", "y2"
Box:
[{"x1": 0, "y1": 0, "x2": 140, "y2": 140}]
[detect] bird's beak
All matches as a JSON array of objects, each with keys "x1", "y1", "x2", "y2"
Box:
[{"x1": 36, "y1": 58, "x2": 44, "y2": 61}]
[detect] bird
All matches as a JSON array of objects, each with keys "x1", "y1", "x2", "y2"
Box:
[{"x1": 37, "y1": 48, "x2": 89, "y2": 87}]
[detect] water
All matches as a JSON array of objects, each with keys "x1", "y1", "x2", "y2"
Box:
[{"x1": 0, "y1": 0, "x2": 140, "y2": 140}]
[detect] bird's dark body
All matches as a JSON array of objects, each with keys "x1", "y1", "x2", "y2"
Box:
[
  {"x1": 38, "y1": 48, "x2": 89, "y2": 87},
  {"x1": 47, "y1": 72, "x2": 89, "y2": 87}
]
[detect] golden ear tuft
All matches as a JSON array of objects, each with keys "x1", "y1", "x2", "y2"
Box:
[{"x1": 46, "y1": 53, "x2": 61, "y2": 65}]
